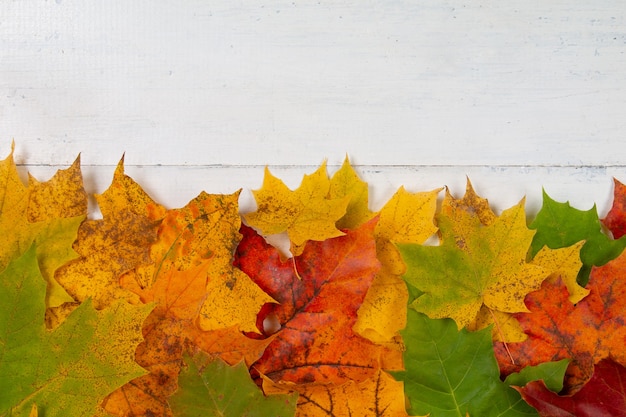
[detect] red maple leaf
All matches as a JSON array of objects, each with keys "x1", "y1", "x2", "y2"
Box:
[
  {"x1": 603, "y1": 177, "x2": 626, "y2": 239},
  {"x1": 234, "y1": 218, "x2": 402, "y2": 385},
  {"x1": 495, "y1": 250, "x2": 626, "y2": 393},
  {"x1": 517, "y1": 359, "x2": 626, "y2": 416}
]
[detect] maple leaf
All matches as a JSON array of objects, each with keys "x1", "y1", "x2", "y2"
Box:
[
  {"x1": 517, "y1": 359, "x2": 626, "y2": 417},
  {"x1": 0, "y1": 145, "x2": 86, "y2": 310},
  {"x1": 329, "y1": 156, "x2": 375, "y2": 230},
  {"x1": 26, "y1": 154, "x2": 88, "y2": 222},
  {"x1": 354, "y1": 186, "x2": 440, "y2": 346},
  {"x1": 530, "y1": 242, "x2": 588, "y2": 304},
  {"x1": 603, "y1": 177, "x2": 626, "y2": 239},
  {"x1": 107, "y1": 257, "x2": 271, "y2": 416},
  {"x1": 494, "y1": 249, "x2": 626, "y2": 393},
  {"x1": 0, "y1": 245, "x2": 152, "y2": 417},
  {"x1": 263, "y1": 370, "x2": 409, "y2": 417},
  {"x1": 122, "y1": 190, "x2": 274, "y2": 334},
  {"x1": 54, "y1": 159, "x2": 164, "y2": 311},
  {"x1": 393, "y1": 310, "x2": 549, "y2": 417},
  {"x1": 529, "y1": 189, "x2": 626, "y2": 285},
  {"x1": 169, "y1": 352, "x2": 298, "y2": 417},
  {"x1": 235, "y1": 219, "x2": 402, "y2": 385},
  {"x1": 398, "y1": 193, "x2": 548, "y2": 329},
  {"x1": 244, "y1": 163, "x2": 350, "y2": 256},
  {"x1": 108, "y1": 191, "x2": 273, "y2": 416}
]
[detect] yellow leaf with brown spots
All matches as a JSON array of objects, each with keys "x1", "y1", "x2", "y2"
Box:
[
  {"x1": 122, "y1": 191, "x2": 273, "y2": 334},
  {"x1": 442, "y1": 178, "x2": 497, "y2": 228},
  {"x1": 27, "y1": 155, "x2": 88, "y2": 222},
  {"x1": 0, "y1": 146, "x2": 86, "y2": 310},
  {"x1": 97, "y1": 156, "x2": 167, "y2": 221},
  {"x1": 244, "y1": 163, "x2": 350, "y2": 256},
  {"x1": 55, "y1": 160, "x2": 163, "y2": 309},
  {"x1": 262, "y1": 370, "x2": 411, "y2": 417},
  {"x1": 399, "y1": 194, "x2": 549, "y2": 329}
]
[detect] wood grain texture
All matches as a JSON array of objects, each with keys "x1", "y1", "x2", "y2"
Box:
[{"x1": 1, "y1": 1, "x2": 625, "y2": 211}]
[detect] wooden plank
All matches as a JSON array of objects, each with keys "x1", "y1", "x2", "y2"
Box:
[{"x1": 1, "y1": 1, "x2": 625, "y2": 166}]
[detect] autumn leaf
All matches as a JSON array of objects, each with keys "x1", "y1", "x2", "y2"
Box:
[
  {"x1": 235, "y1": 218, "x2": 402, "y2": 385},
  {"x1": 244, "y1": 163, "x2": 350, "y2": 256},
  {"x1": 0, "y1": 245, "x2": 152, "y2": 417},
  {"x1": 441, "y1": 178, "x2": 497, "y2": 228},
  {"x1": 354, "y1": 186, "x2": 440, "y2": 346},
  {"x1": 392, "y1": 309, "x2": 544, "y2": 417},
  {"x1": 517, "y1": 359, "x2": 626, "y2": 417},
  {"x1": 107, "y1": 254, "x2": 272, "y2": 415},
  {"x1": 329, "y1": 156, "x2": 375, "y2": 230},
  {"x1": 494, "y1": 249, "x2": 626, "y2": 393},
  {"x1": 530, "y1": 242, "x2": 588, "y2": 304},
  {"x1": 398, "y1": 192, "x2": 548, "y2": 329},
  {"x1": 54, "y1": 159, "x2": 164, "y2": 310},
  {"x1": 169, "y1": 352, "x2": 298, "y2": 417},
  {"x1": 108, "y1": 190, "x2": 273, "y2": 416},
  {"x1": 122, "y1": 190, "x2": 274, "y2": 334},
  {"x1": 504, "y1": 359, "x2": 570, "y2": 394},
  {"x1": 26, "y1": 155, "x2": 88, "y2": 222},
  {"x1": 374, "y1": 186, "x2": 441, "y2": 275},
  {"x1": 263, "y1": 370, "x2": 409, "y2": 417},
  {"x1": 529, "y1": 189, "x2": 626, "y2": 285},
  {"x1": 103, "y1": 261, "x2": 207, "y2": 416},
  {"x1": 28, "y1": 158, "x2": 86, "y2": 311},
  {"x1": 0, "y1": 145, "x2": 86, "y2": 310},
  {"x1": 603, "y1": 177, "x2": 626, "y2": 239}
]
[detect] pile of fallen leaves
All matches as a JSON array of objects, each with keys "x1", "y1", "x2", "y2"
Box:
[{"x1": 2, "y1": 144, "x2": 626, "y2": 417}]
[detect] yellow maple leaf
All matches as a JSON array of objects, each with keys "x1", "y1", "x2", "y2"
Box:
[
  {"x1": 329, "y1": 156, "x2": 375, "y2": 230},
  {"x1": 354, "y1": 187, "x2": 440, "y2": 344},
  {"x1": 244, "y1": 162, "x2": 350, "y2": 256},
  {"x1": 532, "y1": 241, "x2": 588, "y2": 304},
  {"x1": 55, "y1": 159, "x2": 163, "y2": 310},
  {"x1": 442, "y1": 178, "x2": 496, "y2": 227},
  {"x1": 121, "y1": 191, "x2": 274, "y2": 334}
]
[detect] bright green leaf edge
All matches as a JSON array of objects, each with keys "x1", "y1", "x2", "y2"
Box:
[
  {"x1": 530, "y1": 189, "x2": 626, "y2": 284},
  {"x1": 392, "y1": 309, "x2": 541, "y2": 417}
]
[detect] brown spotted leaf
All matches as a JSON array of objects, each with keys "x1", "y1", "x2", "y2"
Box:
[{"x1": 55, "y1": 159, "x2": 163, "y2": 310}]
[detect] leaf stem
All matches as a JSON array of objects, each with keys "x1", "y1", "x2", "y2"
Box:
[{"x1": 487, "y1": 307, "x2": 516, "y2": 365}]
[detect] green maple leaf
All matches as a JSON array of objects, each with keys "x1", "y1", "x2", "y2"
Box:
[
  {"x1": 529, "y1": 190, "x2": 626, "y2": 285},
  {"x1": 170, "y1": 352, "x2": 298, "y2": 417},
  {"x1": 393, "y1": 310, "x2": 566, "y2": 417},
  {"x1": 0, "y1": 245, "x2": 152, "y2": 417},
  {"x1": 398, "y1": 201, "x2": 547, "y2": 329}
]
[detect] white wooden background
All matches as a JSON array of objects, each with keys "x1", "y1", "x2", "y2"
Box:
[{"x1": 1, "y1": 1, "x2": 625, "y2": 217}]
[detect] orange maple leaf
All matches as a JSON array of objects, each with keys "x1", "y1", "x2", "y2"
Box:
[
  {"x1": 107, "y1": 191, "x2": 273, "y2": 416},
  {"x1": 495, "y1": 249, "x2": 626, "y2": 393}
]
